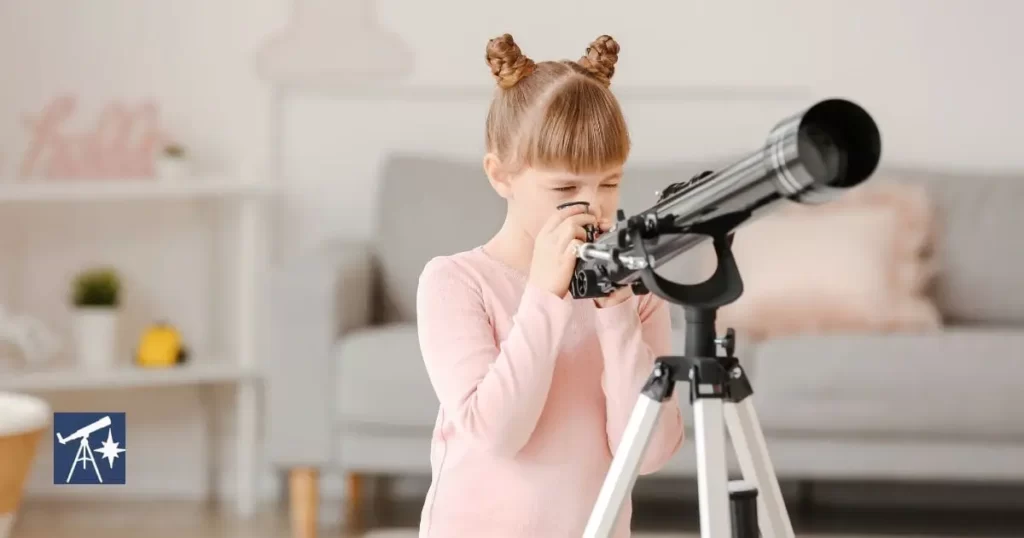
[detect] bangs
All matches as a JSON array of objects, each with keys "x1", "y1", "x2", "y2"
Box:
[{"x1": 512, "y1": 76, "x2": 630, "y2": 174}]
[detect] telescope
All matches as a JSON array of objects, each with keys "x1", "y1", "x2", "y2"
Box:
[
  {"x1": 582, "y1": 98, "x2": 881, "y2": 538},
  {"x1": 56, "y1": 415, "x2": 111, "y2": 444},
  {"x1": 570, "y1": 97, "x2": 882, "y2": 301}
]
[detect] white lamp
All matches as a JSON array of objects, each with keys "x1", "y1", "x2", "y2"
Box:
[{"x1": 255, "y1": 0, "x2": 414, "y2": 87}]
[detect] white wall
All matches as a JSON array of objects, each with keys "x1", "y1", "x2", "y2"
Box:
[{"x1": 2, "y1": 0, "x2": 1022, "y2": 509}]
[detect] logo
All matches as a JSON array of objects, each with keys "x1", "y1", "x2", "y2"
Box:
[{"x1": 53, "y1": 412, "x2": 126, "y2": 485}]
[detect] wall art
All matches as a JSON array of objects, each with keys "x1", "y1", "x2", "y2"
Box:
[{"x1": 20, "y1": 94, "x2": 167, "y2": 180}]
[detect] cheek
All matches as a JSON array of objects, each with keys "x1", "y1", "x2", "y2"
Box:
[
  {"x1": 510, "y1": 185, "x2": 558, "y2": 234},
  {"x1": 597, "y1": 191, "x2": 621, "y2": 219}
]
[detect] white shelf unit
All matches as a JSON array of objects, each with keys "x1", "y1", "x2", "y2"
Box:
[
  {"x1": 0, "y1": 177, "x2": 273, "y2": 202},
  {"x1": 0, "y1": 176, "x2": 273, "y2": 518},
  {"x1": 0, "y1": 359, "x2": 259, "y2": 392}
]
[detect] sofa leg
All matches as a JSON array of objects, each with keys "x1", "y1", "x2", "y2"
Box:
[
  {"x1": 796, "y1": 480, "x2": 815, "y2": 514},
  {"x1": 346, "y1": 472, "x2": 365, "y2": 531},
  {"x1": 289, "y1": 468, "x2": 319, "y2": 538}
]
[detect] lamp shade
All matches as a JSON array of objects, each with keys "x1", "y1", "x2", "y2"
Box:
[{"x1": 255, "y1": 0, "x2": 415, "y2": 87}]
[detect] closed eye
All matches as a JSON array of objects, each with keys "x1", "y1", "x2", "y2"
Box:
[
  {"x1": 602, "y1": 183, "x2": 620, "y2": 189},
  {"x1": 554, "y1": 186, "x2": 576, "y2": 192}
]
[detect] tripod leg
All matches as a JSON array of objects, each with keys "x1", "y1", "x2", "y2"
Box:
[
  {"x1": 86, "y1": 446, "x2": 103, "y2": 483},
  {"x1": 694, "y1": 399, "x2": 733, "y2": 538},
  {"x1": 583, "y1": 393, "x2": 664, "y2": 538},
  {"x1": 67, "y1": 443, "x2": 83, "y2": 483},
  {"x1": 725, "y1": 398, "x2": 794, "y2": 538}
]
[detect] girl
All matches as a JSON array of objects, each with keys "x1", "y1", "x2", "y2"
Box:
[{"x1": 416, "y1": 33, "x2": 685, "y2": 538}]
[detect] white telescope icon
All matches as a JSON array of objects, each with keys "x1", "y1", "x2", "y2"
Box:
[
  {"x1": 56, "y1": 415, "x2": 111, "y2": 445},
  {"x1": 56, "y1": 415, "x2": 112, "y2": 483}
]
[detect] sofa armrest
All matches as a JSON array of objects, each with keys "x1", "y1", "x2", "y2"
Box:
[{"x1": 266, "y1": 239, "x2": 375, "y2": 468}]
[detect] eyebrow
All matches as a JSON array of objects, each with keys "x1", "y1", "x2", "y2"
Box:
[{"x1": 550, "y1": 172, "x2": 621, "y2": 185}]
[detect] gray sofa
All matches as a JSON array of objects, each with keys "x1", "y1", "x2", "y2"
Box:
[{"x1": 266, "y1": 154, "x2": 1024, "y2": 534}]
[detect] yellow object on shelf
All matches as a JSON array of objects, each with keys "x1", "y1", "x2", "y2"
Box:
[{"x1": 135, "y1": 322, "x2": 188, "y2": 368}]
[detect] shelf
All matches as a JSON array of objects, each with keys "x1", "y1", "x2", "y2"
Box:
[
  {"x1": 0, "y1": 360, "x2": 260, "y2": 392},
  {"x1": 0, "y1": 178, "x2": 274, "y2": 203}
]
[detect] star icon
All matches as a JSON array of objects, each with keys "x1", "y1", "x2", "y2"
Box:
[{"x1": 94, "y1": 429, "x2": 126, "y2": 468}]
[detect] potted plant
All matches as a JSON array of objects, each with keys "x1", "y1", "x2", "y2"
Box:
[
  {"x1": 155, "y1": 142, "x2": 190, "y2": 180},
  {"x1": 70, "y1": 267, "x2": 121, "y2": 370}
]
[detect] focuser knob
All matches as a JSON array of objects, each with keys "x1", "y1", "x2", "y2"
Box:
[
  {"x1": 570, "y1": 269, "x2": 604, "y2": 299},
  {"x1": 715, "y1": 328, "x2": 736, "y2": 357}
]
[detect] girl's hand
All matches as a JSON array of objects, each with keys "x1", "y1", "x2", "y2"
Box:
[{"x1": 528, "y1": 204, "x2": 598, "y2": 298}]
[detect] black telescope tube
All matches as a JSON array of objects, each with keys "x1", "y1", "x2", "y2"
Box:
[{"x1": 575, "y1": 98, "x2": 881, "y2": 291}]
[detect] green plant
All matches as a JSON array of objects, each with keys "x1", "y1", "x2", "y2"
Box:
[
  {"x1": 163, "y1": 143, "x2": 185, "y2": 159},
  {"x1": 71, "y1": 267, "x2": 121, "y2": 308}
]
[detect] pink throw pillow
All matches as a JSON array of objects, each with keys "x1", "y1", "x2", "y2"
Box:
[{"x1": 714, "y1": 182, "x2": 943, "y2": 341}]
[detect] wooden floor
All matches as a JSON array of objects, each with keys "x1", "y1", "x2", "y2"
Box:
[{"x1": 9, "y1": 498, "x2": 1024, "y2": 538}]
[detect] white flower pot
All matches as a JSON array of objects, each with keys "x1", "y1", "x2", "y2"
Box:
[
  {"x1": 72, "y1": 308, "x2": 118, "y2": 370},
  {"x1": 155, "y1": 156, "x2": 190, "y2": 181}
]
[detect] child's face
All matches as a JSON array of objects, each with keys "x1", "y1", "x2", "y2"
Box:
[{"x1": 508, "y1": 164, "x2": 624, "y2": 238}]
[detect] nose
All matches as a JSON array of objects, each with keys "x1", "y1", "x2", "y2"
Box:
[{"x1": 576, "y1": 189, "x2": 602, "y2": 219}]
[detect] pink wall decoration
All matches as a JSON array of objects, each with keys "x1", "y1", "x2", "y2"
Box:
[{"x1": 20, "y1": 94, "x2": 167, "y2": 180}]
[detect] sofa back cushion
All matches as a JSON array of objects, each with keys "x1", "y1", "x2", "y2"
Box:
[
  {"x1": 373, "y1": 155, "x2": 503, "y2": 323},
  {"x1": 375, "y1": 155, "x2": 1024, "y2": 326},
  {"x1": 372, "y1": 153, "x2": 727, "y2": 322},
  {"x1": 879, "y1": 167, "x2": 1024, "y2": 325}
]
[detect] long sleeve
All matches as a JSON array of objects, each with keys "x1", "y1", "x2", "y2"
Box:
[
  {"x1": 416, "y1": 257, "x2": 575, "y2": 457},
  {"x1": 594, "y1": 293, "x2": 685, "y2": 474}
]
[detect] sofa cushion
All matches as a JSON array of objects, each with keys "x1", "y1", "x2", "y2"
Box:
[
  {"x1": 335, "y1": 323, "x2": 707, "y2": 434},
  {"x1": 715, "y1": 191, "x2": 942, "y2": 342},
  {"x1": 880, "y1": 168, "x2": 1024, "y2": 325},
  {"x1": 749, "y1": 328, "x2": 1024, "y2": 441},
  {"x1": 335, "y1": 323, "x2": 440, "y2": 430}
]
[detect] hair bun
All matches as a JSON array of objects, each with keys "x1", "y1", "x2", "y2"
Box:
[
  {"x1": 578, "y1": 35, "x2": 620, "y2": 86},
  {"x1": 486, "y1": 34, "x2": 536, "y2": 89}
]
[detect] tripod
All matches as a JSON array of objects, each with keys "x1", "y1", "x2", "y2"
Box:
[
  {"x1": 67, "y1": 436, "x2": 103, "y2": 484},
  {"x1": 582, "y1": 223, "x2": 795, "y2": 538}
]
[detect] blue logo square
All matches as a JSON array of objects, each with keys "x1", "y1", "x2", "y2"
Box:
[{"x1": 53, "y1": 412, "x2": 126, "y2": 485}]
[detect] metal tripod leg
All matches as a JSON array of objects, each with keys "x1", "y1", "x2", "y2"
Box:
[
  {"x1": 582, "y1": 342, "x2": 794, "y2": 538},
  {"x1": 725, "y1": 397, "x2": 795, "y2": 538},
  {"x1": 583, "y1": 393, "x2": 664, "y2": 538},
  {"x1": 694, "y1": 398, "x2": 733, "y2": 538}
]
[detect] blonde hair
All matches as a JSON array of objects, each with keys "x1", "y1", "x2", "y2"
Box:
[{"x1": 484, "y1": 33, "x2": 630, "y2": 175}]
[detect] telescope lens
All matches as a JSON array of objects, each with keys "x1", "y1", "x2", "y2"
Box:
[
  {"x1": 798, "y1": 99, "x2": 881, "y2": 189},
  {"x1": 797, "y1": 124, "x2": 847, "y2": 187}
]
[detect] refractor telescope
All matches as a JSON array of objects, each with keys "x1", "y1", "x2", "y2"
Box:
[
  {"x1": 570, "y1": 97, "x2": 882, "y2": 303},
  {"x1": 56, "y1": 415, "x2": 112, "y2": 444},
  {"x1": 579, "y1": 98, "x2": 882, "y2": 538}
]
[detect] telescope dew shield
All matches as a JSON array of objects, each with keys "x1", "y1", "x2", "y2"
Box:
[{"x1": 768, "y1": 97, "x2": 882, "y2": 203}]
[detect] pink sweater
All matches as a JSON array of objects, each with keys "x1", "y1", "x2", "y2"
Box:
[{"x1": 416, "y1": 246, "x2": 686, "y2": 538}]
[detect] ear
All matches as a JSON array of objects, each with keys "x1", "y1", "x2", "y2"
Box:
[{"x1": 483, "y1": 152, "x2": 513, "y2": 199}]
